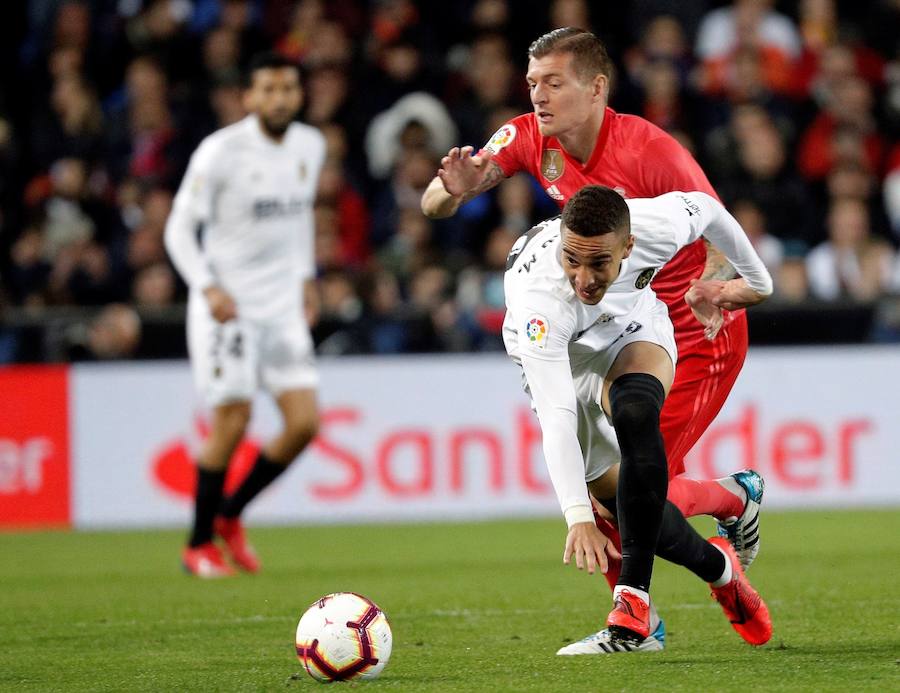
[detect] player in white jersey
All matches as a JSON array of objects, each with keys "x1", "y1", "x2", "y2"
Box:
[
  {"x1": 504, "y1": 185, "x2": 774, "y2": 649},
  {"x1": 165, "y1": 53, "x2": 326, "y2": 578}
]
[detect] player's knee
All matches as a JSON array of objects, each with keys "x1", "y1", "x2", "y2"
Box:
[
  {"x1": 284, "y1": 412, "x2": 319, "y2": 450},
  {"x1": 216, "y1": 402, "x2": 252, "y2": 436},
  {"x1": 609, "y1": 373, "x2": 665, "y2": 439}
]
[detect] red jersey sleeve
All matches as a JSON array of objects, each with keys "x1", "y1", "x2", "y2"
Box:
[
  {"x1": 482, "y1": 114, "x2": 536, "y2": 178},
  {"x1": 640, "y1": 135, "x2": 720, "y2": 201}
]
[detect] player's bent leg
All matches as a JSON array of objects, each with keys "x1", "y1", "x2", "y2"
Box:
[
  {"x1": 185, "y1": 400, "x2": 251, "y2": 577},
  {"x1": 660, "y1": 314, "x2": 748, "y2": 476},
  {"x1": 606, "y1": 371, "x2": 669, "y2": 643},
  {"x1": 266, "y1": 388, "x2": 320, "y2": 463},
  {"x1": 217, "y1": 389, "x2": 318, "y2": 572},
  {"x1": 716, "y1": 469, "x2": 764, "y2": 570},
  {"x1": 708, "y1": 537, "x2": 772, "y2": 645},
  {"x1": 668, "y1": 475, "x2": 745, "y2": 521}
]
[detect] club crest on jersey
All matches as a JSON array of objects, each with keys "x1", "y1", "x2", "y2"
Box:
[
  {"x1": 635, "y1": 268, "x2": 656, "y2": 289},
  {"x1": 485, "y1": 124, "x2": 517, "y2": 154},
  {"x1": 525, "y1": 315, "x2": 549, "y2": 348},
  {"x1": 541, "y1": 149, "x2": 564, "y2": 182}
]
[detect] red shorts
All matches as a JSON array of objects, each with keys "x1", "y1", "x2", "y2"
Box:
[{"x1": 661, "y1": 311, "x2": 749, "y2": 477}]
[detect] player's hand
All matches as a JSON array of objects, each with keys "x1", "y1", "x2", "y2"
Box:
[
  {"x1": 688, "y1": 277, "x2": 767, "y2": 314},
  {"x1": 563, "y1": 522, "x2": 622, "y2": 575},
  {"x1": 685, "y1": 279, "x2": 724, "y2": 341},
  {"x1": 436, "y1": 146, "x2": 493, "y2": 197},
  {"x1": 203, "y1": 285, "x2": 237, "y2": 323},
  {"x1": 706, "y1": 277, "x2": 768, "y2": 310}
]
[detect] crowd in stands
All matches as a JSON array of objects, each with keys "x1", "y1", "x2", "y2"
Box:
[{"x1": 2, "y1": 0, "x2": 900, "y2": 360}]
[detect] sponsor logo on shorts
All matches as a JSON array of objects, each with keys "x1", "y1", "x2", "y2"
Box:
[
  {"x1": 541, "y1": 149, "x2": 565, "y2": 182},
  {"x1": 525, "y1": 315, "x2": 549, "y2": 348},
  {"x1": 485, "y1": 124, "x2": 517, "y2": 154},
  {"x1": 635, "y1": 268, "x2": 656, "y2": 289}
]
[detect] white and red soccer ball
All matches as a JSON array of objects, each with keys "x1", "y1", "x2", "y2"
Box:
[{"x1": 295, "y1": 592, "x2": 393, "y2": 682}]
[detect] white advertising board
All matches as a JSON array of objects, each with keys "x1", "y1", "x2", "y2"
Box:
[{"x1": 71, "y1": 347, "x2": 900, "y2": 528}]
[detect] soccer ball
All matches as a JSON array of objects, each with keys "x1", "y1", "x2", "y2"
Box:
[{"x1": 295, "y1": 592, "x2": 393, "y2": 682}]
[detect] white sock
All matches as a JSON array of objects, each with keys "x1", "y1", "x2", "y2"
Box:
[
  {"x1": 648, "y1": 600, "x2": 661, "y2": 632},
  {"x1": 710, "y1": 544, "x2": 734, "y2": 588},
  {"x1": 614, "y1": 585, "x2": 650, "y2": 606}
]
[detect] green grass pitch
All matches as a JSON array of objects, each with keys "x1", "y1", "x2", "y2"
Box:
[{"x1": 1, "y1": 510, "x2": 899, "y2": 692}]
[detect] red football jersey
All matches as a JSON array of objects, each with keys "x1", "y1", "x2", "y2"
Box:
[{"x1": 485, "y1": 108, "x2": 738, "y2": 346}]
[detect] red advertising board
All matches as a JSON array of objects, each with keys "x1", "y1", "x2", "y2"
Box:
[{"x1": 0, "y1": 366, "x2": 71, "y2": 528}]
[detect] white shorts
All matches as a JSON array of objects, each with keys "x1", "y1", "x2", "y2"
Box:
[
  {"x1": 525, "y1": 300, "x2": 677, "y2": 484},
  {"x1": 187, "y1": 305, "x2": 317, "y2": 408}
]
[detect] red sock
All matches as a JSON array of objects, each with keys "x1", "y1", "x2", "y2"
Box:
[
  {"x1": 593, "y1": 513, "x2": 621, "y2": 592},
  {"x1": 667, "y1": 475, "x2": 744, "y2": 521}
]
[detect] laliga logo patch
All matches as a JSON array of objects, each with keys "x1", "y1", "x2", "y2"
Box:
[
  {"x1": 485, "y1": 124, "x2": 517, "y2": 154},
  {"x1": 525, "y1": 315, "x2": 548, "y2": 348}
]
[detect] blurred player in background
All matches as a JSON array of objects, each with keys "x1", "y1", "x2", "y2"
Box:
[
  {"x1": 165, "y1": 52, "x2": 326, "y2": 578},
  {"x1": 504, "y1": 185, "x2": 772, "y2": 652},
  {"x1": 422, "y1": 28, "x2": 764, "y2": 650}
]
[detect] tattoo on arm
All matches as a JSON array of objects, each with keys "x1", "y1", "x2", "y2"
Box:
[
  {"x1": 701, "y1": 240, "x2": 738, "y2": 281},
  {"x1": 457, "y1": 161, "x2": 506, "y2": 206}
]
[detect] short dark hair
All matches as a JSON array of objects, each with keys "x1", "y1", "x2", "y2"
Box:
[
  {"x1": 245, "y1": 51, "x2": 300, "y2": 86},
  {"x1": 562, "y1": 185, "x2": 630, "y2": 237},
  {"x1": 527, "y1": 28, "x2": 612, "y2": 81}
]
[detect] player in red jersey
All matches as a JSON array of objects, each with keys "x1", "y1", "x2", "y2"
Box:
[{"x1": 422, "y1": 28, "x2": 764, "y2": 653}]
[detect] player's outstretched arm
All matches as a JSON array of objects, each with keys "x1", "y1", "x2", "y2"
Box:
[{"x1": 420, "y1": 147, "x2": 505, "y2": 218}]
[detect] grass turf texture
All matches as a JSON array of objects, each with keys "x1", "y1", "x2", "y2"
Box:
[{"x1": 1, "y1": 510, "x2": 898, "y2": 692}]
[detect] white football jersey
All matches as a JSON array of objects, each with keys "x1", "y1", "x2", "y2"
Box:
[
  {"x1": 502, "y1": 190, "x2": 772, "y2": 526},
  {"x1": 503, "y1": 191, "x2": 711, "y2": 364},
  {"x1": 167, "y1": 115, "x2": 326, "y2": 323}
]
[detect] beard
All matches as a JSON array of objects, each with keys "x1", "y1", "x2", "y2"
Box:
[{"x1": 259, "y1": 113, "x2": 293, "y2": 138}]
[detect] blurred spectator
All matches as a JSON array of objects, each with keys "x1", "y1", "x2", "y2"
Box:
[
  {"x1": 798, "y1": 76, "x2": 886, "y2": 180},
  {"x1": 276, "y1": 0, "x2": 324, "y2": 62},
  {"x1": 449, "y1": 33, "x2": 520, "y2": 147},
  {"x1": 377, "y1": 208, "x2": 438, "y2": 280},
  {"x1": 549, "y1": 0, "x2": 591, "y2": 31},
  {"x1": 370, "y1": 148, "x2": 440, "y2": 245},
  {"x1": 7, "y1": 227, "x2": 52, "y2": 307},
  {"x1": 695, "y1": 0, "x2": 802, "y2": 63},
  {"x1": 316, "y1": 158, "x2": 371, "y2": 266},
  {"x1": 304, "y1": 20, "x2": 354, "y2": 68},
  {"x1": 201, "y1": 25, "x2": 242, "y2": 84},
  {"x1": 719, "y1": 121, "x2": 815, "y2": 247},
  {"x1": 776, "y1": 256, "x2": 811, "y2": 303},
  {"x1": 457, "y1": 226, "x2": 516, "y2": 338},
  {"x1": 806, "y1": 197, "x2": 895, "y2": 301},
  {"x1": 885, "y1": 146, "x2": 900, "y2": 241},
  {"x1": 31, "y1": 73, "x2": 104, "y2": 169},
  {"x1": 67, "y1": 303, "x2": 142, "y2": 360},
  {"x1": 365, "y1": 93, "x2": 457, "y2": 180},
  {"x1": 132, "y1": 262, "x2": 177, "y2": 308},
  {"x1": 124, "y1": 0, "x2": 194, "y2": 82},
  {"x1": 315, "y1": 269, "x2": 366, "y2": 354},
  {"x1": 106, "y1": 56, "x2": 182, "y2": 185},
  {"x1": 622, "y1": 15, "x2": 694, "y2": 117}
]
